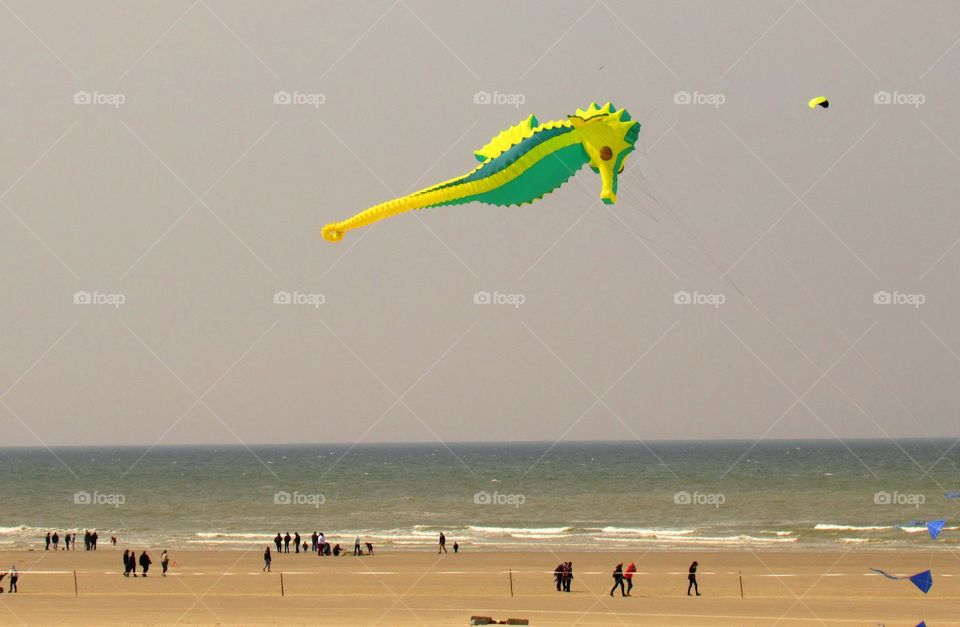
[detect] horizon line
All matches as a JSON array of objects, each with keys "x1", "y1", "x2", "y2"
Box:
[{"x1": 0, "y1": 436, "x2": 957, "y2": 451}]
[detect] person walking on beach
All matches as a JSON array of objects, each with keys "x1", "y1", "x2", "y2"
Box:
[
  {"x1": 263, "y1": 546, "x2": 272, "y2": 572},
  {"x1": 129, "y1": 551, "x2": 138, "y2": 577},
  {"x1": 687, "y1": 561, "x2": 700, "y2": 596},
  {"x1": 139, "y1": 550, "x2": 152, "y2": 577},
  {"x1": 160, "y1": 551, "x2": 169, "y2": 576},
  {"x1": 563, "y1": 562, "x2": 573, "y2": 592},
  {"x1": 452, "y1": 541, "x2": 458, "y2": 554},
  {"x1": 7, "y1": 566, "x2": 16, "y2": 593},
  {"x1": 274, "y1": 533, "x2": 282, "y2": 552},
  {"x1": 354, "y1": 535, "x2": 361, "y2": 556},
  {"x1": 84, "y1": 530, "x2": 91, "y2": 551},
  {"x1": 45, "y1": 532, "x2": 50, "y2": 551},
  {"x1": 64, "y1": 532, "x2": 71, "y2": 551},
  {"x1": 625, "y1": 561, "x2": 636, "y2": 596},
  {"x1": 438, "y1": 532, "x2": 447, "y2": 554},
  {"x1": 554, "y1": 562, "x2": 564, "y2": 591},
  {"x1": 51, "y1": 532, "x2": 59, "y2": 550},
  {"x1": 318, "y1": 532, "x2": 325, "y2": 555},
  {"x1": 91, "y1": 531, "x2": 98, "y2": 550},
  {"x1": 610, "y1": 562, "x2": 626, "y2": 596},
  {"x1": 283, "y1": 532, "x2": 291, "y2": 553},
  {"x1": 311, "y1": 531, "x2": 318, "y2": 552},
  {"x1": 294, "y1": 532, "x2": 301, "y2": 554},
  {"x1": 122, "y1": 550, "x2": 130, "y2": 576}
]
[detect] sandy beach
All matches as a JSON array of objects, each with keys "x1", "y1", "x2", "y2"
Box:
[{"x1": 0, "y1": 548, "x2": 956, "y2": 625}]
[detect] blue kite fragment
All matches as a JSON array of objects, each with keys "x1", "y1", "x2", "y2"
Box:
[{"x1": 870, "y1": 568, "x2": 933, "y2": 593}]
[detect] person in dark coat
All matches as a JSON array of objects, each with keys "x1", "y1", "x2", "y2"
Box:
[
  {"x1": 293, "y1": 532, "x2": 301, "y2": 554},
  {"x1": 687, "y1": 561, "x2": 700, "y2": 596},
  {"x1": 610, "y1": 562, "x2": 625, "y2": 596},
  {"x1": 274, "y1": 533, "x2": 282, "y2": 552},
  {"x1": 554, "y1": 563, "x2": 564, "y2": 591},
  {"x1": 263, "y1": 546, "x2": 271, "y2": 572},
  {"x1": 122, "y1": 550, "x2": 130, "y2": 576},
  {"x1": 139, "y1": 551, "x2": 152, "y2": 577}
]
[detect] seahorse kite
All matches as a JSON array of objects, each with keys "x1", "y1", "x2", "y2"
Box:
[{"x1": 322, "y1": 102, "x2": 640, "y2": 242}]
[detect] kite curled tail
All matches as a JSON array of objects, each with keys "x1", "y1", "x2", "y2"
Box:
[{"x1": 322, "y1": 102, "x2": 640, "y2": 242}]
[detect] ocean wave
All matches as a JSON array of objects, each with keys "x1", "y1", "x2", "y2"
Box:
[
  {"x1": 597, "y1": 534, "x2": 798, "y2": 545},
  {"x1": 599, "y1": 527, "x2": 697, "y2": 537},
  {"x1": 760, "y1": 530, "x2": 794, "y2": 536},
  {"x1": 195, "y1": 532, "x2": 274, "y2": 539},
  {"x1": 814, "y1": 524, "x2": 890, "y2": 531},
  {"x1": 899, "y1": 525, "x2": 959, "y2": 534},
  {"x1": 467, "y1": 526, "x2": 572, "y2": 535},
  {"x1": 835, "y1": 538, "x2": 886, "y2": 544}
]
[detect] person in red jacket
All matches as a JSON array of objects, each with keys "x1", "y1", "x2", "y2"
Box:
[{"x1": 624, "y1": 561, "x2": 636, "y2": 596}]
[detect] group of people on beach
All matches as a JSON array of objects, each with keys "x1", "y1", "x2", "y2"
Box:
[
  {"x1": 121, "y1": 550, "x2": 170, "y2": 577},
  {"x1": 607, "y1": 560, "x2": 700, "y2": 597},
  {"x1": 44, "y1": 530, "x2": 110, "y2": 551},
  {"x1": 438, "y1": 532, "x2": 458, "y2": 554},
  {"x1": 263, "y1": 532, "x2": 376, "y2": 571},
  {"x1": 553, "y1": 561, "x2": 574, "y2": 591}
]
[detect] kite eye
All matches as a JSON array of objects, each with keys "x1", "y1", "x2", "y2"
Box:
[{"x1": 599, "y1": 146, "x2": 613, "y2": 161}]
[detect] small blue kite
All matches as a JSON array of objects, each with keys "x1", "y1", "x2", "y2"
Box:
[
  {"x1": 870, "y1": 568, "x2": 933, "y2": 593},
  {"x1": 905, "y1": 519, "x2": 947, "y2": 540}
]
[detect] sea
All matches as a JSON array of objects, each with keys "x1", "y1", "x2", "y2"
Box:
[{"x1": 1, "y1": 440, "x2": 957, "y2": 552}]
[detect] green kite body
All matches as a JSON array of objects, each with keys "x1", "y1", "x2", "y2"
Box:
[{"x1": 322, "y1": 102, "x2": 640, "y2": 241}]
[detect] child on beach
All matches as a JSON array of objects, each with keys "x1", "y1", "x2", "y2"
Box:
[{"x1": 161, "y1": 551, "x2": 169, "y2": 576}]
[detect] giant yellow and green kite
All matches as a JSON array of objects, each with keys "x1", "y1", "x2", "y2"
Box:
[{"x1": 322, "y1": 102, "x2": 641, "y2": 242}]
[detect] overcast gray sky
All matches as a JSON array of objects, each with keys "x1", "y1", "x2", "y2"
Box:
[{"x1": 1, "y1": 0, "x2": 959, "y2": 447}]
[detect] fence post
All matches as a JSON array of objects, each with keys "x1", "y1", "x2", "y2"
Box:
[
  {"x1": 509, "y1": 569, "x2": 514, "y2": 597},
  {"x1": 739, "y1": 571, "x2": 744, "y2": 599},
  {"x1": 280, "y1": 572, "x2": 285, "y2": 597},
  {"x1": 74, "y1": 570, "x2": 78, "y2": 596}
]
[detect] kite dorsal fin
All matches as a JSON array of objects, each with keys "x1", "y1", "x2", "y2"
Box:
[{"x1": 474, "y1": 114, "x2": 539, "y2": 162}]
